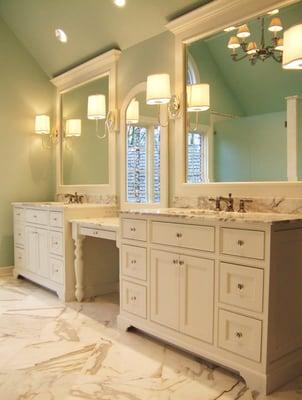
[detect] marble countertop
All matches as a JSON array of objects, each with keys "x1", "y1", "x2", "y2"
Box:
[
  {"x1": 71, "y1": 217, "x2": 119, "y2": 231},
  {"x1": 121, "y1": 208, "x2": 302, "y2": 225},
  {"x1": 12, "y1": 202, "x2": 116, "y2": 210}
]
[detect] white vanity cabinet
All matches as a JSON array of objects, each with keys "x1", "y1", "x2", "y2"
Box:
[
  {"x1": 13, "y1": 203, "x2": 116, "y2": 301},
  {"x1": 118, "y1": 211, "x2": 302, "y2": 395}
]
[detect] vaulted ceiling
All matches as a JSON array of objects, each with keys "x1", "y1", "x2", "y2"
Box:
[{"x1": 0, "y1": 0, "x2": 212, "y2": 77}]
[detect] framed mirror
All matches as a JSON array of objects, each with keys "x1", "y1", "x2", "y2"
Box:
[
  {"x1": 120, "y1": 82, "x2": 168, "y2": 209},
  {"x1": 51, "y1": 50, "x2": 121, "y2": 195},
  {"x1": 167, "y1": 0, "x2": 302, "y2": 198}
]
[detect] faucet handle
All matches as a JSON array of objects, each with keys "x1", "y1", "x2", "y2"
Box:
[
  {"x1": 238, "y1": 199, "x2": 253, "y2": 213},
  {"x1": 209, "y1": 197, "x2": 221, "y2": 211}
]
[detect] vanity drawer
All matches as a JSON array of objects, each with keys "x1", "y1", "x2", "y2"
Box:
[
  {"x1": 50, "y1": 257, "x2": 64, "y2": 284},
  {"x1": 221, "y1": 228, "x2": 265, "y2": 260},
  {"x1": 14, "y1": 207, "x2": 24, "y2": 223},
  {"x1": 218, "y1": 309, "x2": 262, "y2": 362},
  {"x1": 219, "y1": 263, "x2": 263, "y2": 313},
  {"x1": 121, "y1": 244, "x2": 147, "y2": 281},
  {"x1": 14, "y1": 224, "x2": 24, "y2": 246},
  {"x1": 49, "y1": 231, "x2": 64, "y2": 256},
  {"x1": 25, "y1": 209, "x2": 48, "y2": 226},
  {"x1": 50, "y1": 211, "x2": 63, "y2": 228},
  {"x1": 122, "y1": 218, "x2": 147, "y2": 242},
  {"x1": 14, "y1": 247, "x2": 25, "y2": 268},
  {"x1": 151, "y1": 221, "x2": 215, "y2": 252},
  {"x1": 122, "y1": 280, "x2": 147, "y2": 318}
]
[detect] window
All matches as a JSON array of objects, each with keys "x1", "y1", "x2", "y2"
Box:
[
  {"x1": 126, "y1": 123, "x2": 161, "y2": 204},
  {"x1": 187, "y1": 131, "x2": 207, "y2": 183}
]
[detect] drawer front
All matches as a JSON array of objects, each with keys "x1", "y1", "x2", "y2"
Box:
[
  {"x1": 15, "y1": 247, "x2": 25, "y2": 268},
  {"x1": 14, "y1": 207, "x2": 24, "y2": 223},
  {"x1": 219, "y1": 263, "x2": 264, "y2": 312},
  {"x1": 50, "y1": 258, "x2": 64, "y2": 284},
  {"x1": 14, "y1": 224, "x2": 24, "y2": 246},
  {"x1": 221, "y1": 228, "x2": 265, "y2": 260},
  {"x1": 122, "y1": 280, "x2": 147, "y2": 318},
  {"x1": 50, "y1": 211, "x2": 63, "y2": 228},
  {"x1": 80, "y1": 227, "x2": 116, "y2": 241},
  {"x1": 218, "y1": 309, "x2": 262, "y2": 362},
  {"x1": 121, "y1": 244, "x2": 147, "y2": 281},
  {"x1": 49, "y1": 231, "x2": 64, "y2": 256},
  {"x1": 151, "y1": 221, "x2": 215, "y2": 252},
  {"x1": 25, "y1": 209, "x2": 48, "y2": 226},
  {"x1": 122, "y1": 219, "x2": 147, "y2": 242}
]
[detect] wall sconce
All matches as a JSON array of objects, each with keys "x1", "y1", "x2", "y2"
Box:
[
  {"x1": 35, "y1": 114, "x2": 58, "y2": 147},
  {"x1": 65, "y1": 119, "x2": 81, "y2": 137},
  {"x1": 87, "y1": 94, "x2": 116, "y2": 139},
  {"x1": 283, "y1": 24, "x2": 302, "y2": 69},
  {"x1": 187, "y1": 83, "x2": 210, "y2": 131},
  {"x1": 126, "y1": 98, "x2": 139, "y2": 124},
  {"x1": 146, "y1": 73, "x2": 181, "y2": 124}
]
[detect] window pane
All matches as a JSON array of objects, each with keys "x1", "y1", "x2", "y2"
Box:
[
  {"x1": 127, "y1": 125, "x2": 147, "y2": 203},
  {"x1": 187, "y1": 132, "x2": 205, "y2": 183},
  {"x1": 153, "y1": 126, "x2": 161, "y2": 203}
]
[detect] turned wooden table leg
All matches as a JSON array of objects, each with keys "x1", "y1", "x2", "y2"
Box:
[{"x1": 74, "y1": 236, "x2": 85, "y2": 302}]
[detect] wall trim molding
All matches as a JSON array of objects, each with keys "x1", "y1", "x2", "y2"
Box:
[{"x1": 0, "y1": 266, "x2": 14, "y2": 277}]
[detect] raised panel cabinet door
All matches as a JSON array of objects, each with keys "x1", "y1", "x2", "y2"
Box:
[
  {"x1": 150, "y1": 249, "x2": 179, "y2": 330},
  {"x1": 36, "y1": 228, "x2": 49, "y2": 279},
  {"x1": 25, "y1": 226, "x2": 39, "y2": 273},
  {"x1": 179, "y1": 255, "x2": 214, "y2": 343}
]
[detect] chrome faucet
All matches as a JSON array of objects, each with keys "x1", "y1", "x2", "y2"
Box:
[
  {"x1": 238, "y1": 198, "x2": 253, "y2": 213},
  {"x1": 209, "y1": 196, "x2": 222, "y2": 211},
  {"x1": 220, "y1": 193, "x2": 234, "y2": 212}
]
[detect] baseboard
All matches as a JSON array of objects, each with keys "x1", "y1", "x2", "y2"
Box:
[{"x1": 0, "y1": 266, "x2": 14, "y2": 277}]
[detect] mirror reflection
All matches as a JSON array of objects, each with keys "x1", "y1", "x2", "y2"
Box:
[
  {"x1": 61, "y1": 75, "x2": 109, "y2": 185},
  {"x1": 186, "y1": 1, "x2": 302, "y2": 183},
  {"x1": 125, "y1": 91, "x2": 161, "y2": 204}
]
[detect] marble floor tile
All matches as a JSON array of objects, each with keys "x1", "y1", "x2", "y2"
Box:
[{"x1": 0, "y1": 276, "x2": 301, "y2": 399}]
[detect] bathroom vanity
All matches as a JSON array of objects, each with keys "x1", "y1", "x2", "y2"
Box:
[
  {"x1": 13, "y1": 202, "x2": 117, "y2": 301},
  {"x1": 118, "y1": 208, "x2": 302, "y2": 394}
]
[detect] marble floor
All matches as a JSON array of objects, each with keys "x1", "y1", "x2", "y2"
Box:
[{"x1": 0, "y1": 276, "x2": 301, "y2": 400}]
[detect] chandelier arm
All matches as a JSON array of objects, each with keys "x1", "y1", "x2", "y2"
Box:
[{"x1": 231, "y1": 53, "x2": 249, "y2": 62}]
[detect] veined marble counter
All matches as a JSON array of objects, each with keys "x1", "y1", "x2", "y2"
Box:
[
  {"x1": 70, "y1": 217, "x2": 119, "y2": 232},
  {"x1": 121, "y1": 207, "x2": 302, "y2": 225},
  {"x1": 12, "y1": 202, "x2": 117, "y2": 212}
]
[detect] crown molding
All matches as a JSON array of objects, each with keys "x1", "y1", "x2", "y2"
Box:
[
  {"x1": 166, "y1": 0, "x2": 297, "y2": 39},
  {"x1": 51, "y1": 49, "x2": 121, "y2": 91}
]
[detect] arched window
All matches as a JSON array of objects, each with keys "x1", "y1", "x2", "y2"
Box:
[{"x1": 187, "y1": 53, "x2": 200, "y2": 85}]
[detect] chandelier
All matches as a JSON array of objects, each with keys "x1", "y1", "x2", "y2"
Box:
[{"x1": 227, "y1": 15, "x2": 284, "y2": 65}]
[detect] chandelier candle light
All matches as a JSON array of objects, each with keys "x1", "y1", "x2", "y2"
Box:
[{"x1": 227, "y1": 14, "x2": 284, "y2": 65}]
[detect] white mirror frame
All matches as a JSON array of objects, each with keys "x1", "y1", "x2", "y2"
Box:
[
  {"x1": 167, "y1": 0, "x2": 302, "y2": 198},
  {"x1": 120, "y1": 82, "x2": 169, "y2": 210},
  {"x1": 51, "y1": 49, "x2": 121, "y2": 196}
]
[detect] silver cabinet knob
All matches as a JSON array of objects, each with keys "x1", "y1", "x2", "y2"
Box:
[
  {"x1": 179, "y1": 260, "x2": 184, "y2": 266},
  {"x1": 237, "y1": 283, "x2": 244, "y2": 290},
  {"x1": 176, "y1": 232, "x2": 183, "y2": 238},
  {"x1": 172, "y1": 259, "x2": 178, "y2": 264},
  {"x1": 235, "y1": 331, "x2": 243, "y2": 338},
  {"x1": 131, "y1": 259, "x2": 136, "y2": 264},
  {"x1": 130, "y1": 227, "x2": 136, "y2": 232},
  {"x1": 237, "y1": 240, "x2": 244, "y2": 246}
]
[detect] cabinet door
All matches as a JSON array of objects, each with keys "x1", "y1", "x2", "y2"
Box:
[
  {"x1": 25, "y1": 226, "x2": 39, "y2": 272},
  {"x1": 150, "y1": 249, "x2": 179, "y2": 330},
  {"x1": 36, "y1": 228, "x2": 49, "y2": 278},
  {"x1": 179, "y1": 255, "x2": 214, "y2": 343}
]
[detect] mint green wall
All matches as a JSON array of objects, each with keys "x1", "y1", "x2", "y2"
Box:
[
  {"x1": 0, "y1": 17, "x2": 55, "y2": 267},
  {"x1": 214, "y1": 112, "x2": 287, "y2": 182},
  {"x1": 62, "y1": 76, "x2": 109, "y2": 185}
]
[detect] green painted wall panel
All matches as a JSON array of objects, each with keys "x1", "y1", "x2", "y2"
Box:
[{"x1": 0, "y1": 17, "x2": 55, "y2": 267}]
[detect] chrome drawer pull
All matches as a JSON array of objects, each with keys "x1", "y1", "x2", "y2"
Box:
[
  {"x1": 93, "y1": 230, "x2": 99, "y2": 235},
  {"x1": 130, "y1": 227, "x2": 136, "y2": 232},
  {"x1": 172, "y1": 259, "x2": 178, "y2": 264},
  {"x1": 33, "y1": 215, "x2": 37, "y2": 218},
  {"x1": 131, "y1": 259, "x2": 136, "y2": 264},
  {"x1": 176, "y1": 232, "x2": 182, "y2": 238},
  {"x1": 237, "y1": 240, "x2": 244, "y2": 246},
  {"x1": 179, "y1": 260, "x2": 184, "y2": 266},
  {"x1": 235, "y1": 331, "x2": 243, "y2": 339},
  {"x1": 237, "y1": 283, "x2": 244, "y2": 290},
  {"x1": 130, "y1": 296, "x2": 137, "y2": 301},
  {"x1": 55, "y1": 269, "x2": 59, "y2": 273}
]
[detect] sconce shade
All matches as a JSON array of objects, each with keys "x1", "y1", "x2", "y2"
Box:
[
  {"x1": 187, "y1": 84, "x2": 210, "y2": 112},
  {"x1": 146, "y1": 73, "x2": 171, "y2": 105},
  {"x1": 283, "y1": 24, "x2": 302, "y2": 69},
  {"x1": 237, "y1": 24, "x2": 250, "y2": 38},
  {"x1": 126, "y1": 99, "x2": 139, "y2": 124},
  {"x1": 228, "y1": 36, "x2": 240, "y2": 49},
  {"x1": 66, "y1": 119, "x2": 81, "y2": 137},
  {"x1": 87, "y1": 94, "x2": 106, "y2": 119},
  {"x1": 268, "y1": 17, "x2": 283, "y2": 32},
  {"x1": 35, "y1": 115, "x2": 50, "y2": 135}
]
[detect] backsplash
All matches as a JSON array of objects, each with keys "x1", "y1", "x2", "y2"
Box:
[
  {"x1": 172, "y1": 196, "x2": 302, "y2": 214},
  {"x1": 56, "y1": 193, "x2": 118, "y2": 206}
]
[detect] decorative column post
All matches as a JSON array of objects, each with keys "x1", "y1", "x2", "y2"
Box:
[
  {"x1": 286, "y1": 96, "x2": 302, "y2": 181},
  {"x1": 72, "y1": 221, "x2": 85, "y2": 302}
]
